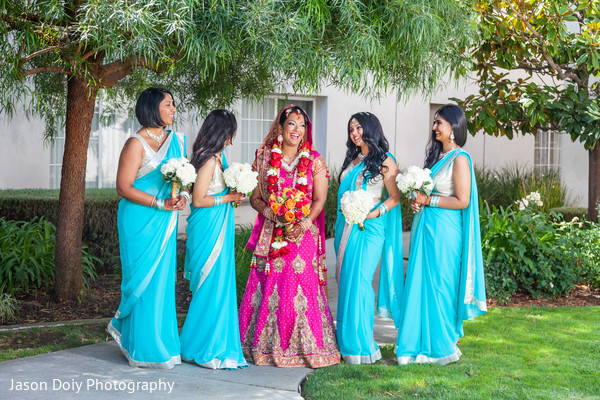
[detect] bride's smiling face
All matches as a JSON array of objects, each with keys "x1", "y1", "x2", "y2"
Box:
[{"x1": 281, "y1": 112, "x2": 306, "y2": 147}]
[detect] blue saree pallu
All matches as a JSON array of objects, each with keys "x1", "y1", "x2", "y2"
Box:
[
  {"x1": 108, "y1": 131, "x2": 185, "y2": 369},
  {"x1": 180, "y1": 154, "x2": 247, "y2": 370},
  {"x1": 396, "y1": 149, "x2": 487, "y2": 365},
  {"x1": 334, "y1": 153, "x2": 404, "y2": 364}
]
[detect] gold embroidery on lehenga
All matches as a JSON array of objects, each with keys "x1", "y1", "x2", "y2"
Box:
[
  {"x1": 312, "y1": 156, "x2": 328, "y2": 176},
  {"x1": 284, "y1": 285, "x2": 318, "y2": 357},
  {"x1": 272, "y1": 257, "x2": 284, "y2": 273},
  {"x1": 318, "y1": 289, "x2": 338, "y2": 352},
  {"x1": 291, "y1": 254, "x2": 306, "y2": 274},
  {"x1": 312, "y1": 256, "x2": 319, "y2": 274},
  {"x1": 242, "y1": 282, "x2": 263, "y2": 352},
  {"x1": 254, "y1": 284, "x2": 282, "y2": 357}
]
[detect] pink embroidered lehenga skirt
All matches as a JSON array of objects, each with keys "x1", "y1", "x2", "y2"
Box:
[{"x1": 238, "y1": 224, "x2": 341, "y2": 368}]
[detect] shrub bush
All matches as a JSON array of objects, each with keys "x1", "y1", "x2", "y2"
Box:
[
  {"x1": 234, "y1": 224, "x2": 254, "y2": 305},
  {"x1": 0, "y1": 189, "x2": 120, "y2": 273},
  {"x1": 476, "y1": 165, "x2": 568, "y2": 212},
  {"x1": 0, "y1": 217, "x2": 98, "y2": 296},
  {"x1": 0, "y1": 293, "x2": 17, "y2": 323},
  {"x1": 480, "y1": 202, "x2": 582, "y2": 303},
  {"x1": 549, "y1": 207, "x2": 588, "y2": 222}
]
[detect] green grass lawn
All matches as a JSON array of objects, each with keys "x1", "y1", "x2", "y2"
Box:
[
  {"x1": 302, "y1": 307, "x2": 600, "y2": 400},
  {"x1": 0, "y1": 324, "x2": 111, "y2": 362}
]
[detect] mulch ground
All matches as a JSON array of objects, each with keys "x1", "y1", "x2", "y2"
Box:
[{"x1": 4, "y1": 278, "x2": 600, "y2": 327}]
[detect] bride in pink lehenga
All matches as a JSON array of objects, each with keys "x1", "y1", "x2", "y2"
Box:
[{"x1": 238, "y1": 105, "x2": 340, "y2": 368}]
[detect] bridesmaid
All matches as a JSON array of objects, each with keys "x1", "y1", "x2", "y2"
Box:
[
  {"x1": 180, "y1": 110, "x2": 248, "y2": 369},
  {"x1": 109, "y1": 87, "x2": 186, "y2": 368},
  {"x1": 334, "y1": 112, "x2": 403, "y2": 364},
  {"x1": 396, "y1": 104, "x2": 487, "y2": 365}
]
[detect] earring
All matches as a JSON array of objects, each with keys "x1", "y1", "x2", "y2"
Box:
[{"x1": 450, "y1": 132, "x2": 455, "y2": 141}]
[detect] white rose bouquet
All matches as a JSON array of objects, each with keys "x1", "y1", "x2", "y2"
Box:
[
  {"x1": 340, "y1": 189, "x2": 375, "y2": 231},
  {"x1": 160, "y1": 157, "x2": 197, "y2": 198},
  {"x1": 223, "y1": 162, "x2": 258, "y2": 207},
  {"x1": 396, "y1": 166, "x2": 434, "y2": 200}
]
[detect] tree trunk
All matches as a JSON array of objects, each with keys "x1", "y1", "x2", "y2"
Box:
[
  {"x1": 589, "y1": 142, "x2": 599, "y2": 222},
  {"x1": 54, "y1": 77, "x2": 98, "y2": 302}
]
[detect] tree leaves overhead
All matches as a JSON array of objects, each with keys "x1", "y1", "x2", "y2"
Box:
[
  {"x1": 1, "y1": 0, "x2": 477, "y2": 133},
  {"x1": 453, "y1": 0, "x2": 600, "y2": 149}
]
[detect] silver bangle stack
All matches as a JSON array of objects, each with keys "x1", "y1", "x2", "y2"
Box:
[
  {"x1": 429, "y1": 196, "x2": 440, "y2": 208},
  {"x1": 156, "y1": 198, "x2": 165, "y2": 211},
  {"x1": 377, "y1": 203, "x2": 388, "y2": 217},
  {"x1": 150, "y1": 197, "x2": 157, "y2": 208},
  {"x1": 180, "y1": 191, "x2": 191, "y2": 204},
  {"x1": 213, "y1": 195, "x2": 223, "y2": 207}
]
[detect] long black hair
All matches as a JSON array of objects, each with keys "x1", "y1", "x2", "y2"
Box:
[
  {"x1": 424, "y1": 104, "x2": 468, "y2": 169},
  {"x1": 338, "y1": 112, "x2": 389, "y2": 183},
  {"x1": 190, "y1": 110, "x2": 237, "y2": 171}
]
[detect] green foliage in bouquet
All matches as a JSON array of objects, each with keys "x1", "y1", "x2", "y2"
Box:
[{"x1": 0, "y1": 217, "x2": 98, "y2": 295}]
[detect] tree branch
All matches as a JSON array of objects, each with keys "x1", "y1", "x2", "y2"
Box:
[
  {"x1": 22, "y1": 66, "x2": 72, "y2": 77},
  {"x1": 502, "y1": 3, "x2": 584, "y2": 86},
  {"x1": 22, "y1": 45, "x2": 65, "y2": 63}
]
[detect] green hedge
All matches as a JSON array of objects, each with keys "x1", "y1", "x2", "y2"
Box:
[
  {"x1": 0, "y1": 189, "x2": 120, "y2": 274},
  {"x1": 549, "y1": 207, "x2": 588, "y2": 222}
]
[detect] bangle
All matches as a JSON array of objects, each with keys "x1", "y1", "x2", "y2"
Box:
[
  {"x1": 429, "y1": 196, "x2": 440, "y2": 208},
  {"x1": 180, "y1": 191, "x2": 190, "y2": 204},
  {"x1": 151, "y1": 197, "x2": 157, "y2": 208},
  {"x1": 213, "y1": 195, "x2": 222, "y2": 207},
  {"x1": 377, "y1": 203, "x2": 388, "y2": 217},
  {"x1": 300, "y1": 218, "x2": 312, "y2": 232},
  {"x1": 262, "y1": 206, "x2": 275, "y2": 221},
  {"x1": 156, "y1": 198, "x2": 165, "y2": 211}
]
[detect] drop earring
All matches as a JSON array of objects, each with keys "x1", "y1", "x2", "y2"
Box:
[{"x1": 450, "y1": 132, "x2": 455, "y2": 141}]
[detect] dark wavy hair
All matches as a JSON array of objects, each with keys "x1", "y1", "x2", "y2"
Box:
[
  {"x1": 190, "y1": 110, "x2": 237, "y2": 171},
  {"x1": 424, "y1": 104, "x2": 468, "y2": 169},
  {"x1": 338, "y1": 112, "x2": 389, "y2": 182},
  {"x1": 135, "y1": 87, "x2": 174, "y2": 128}
]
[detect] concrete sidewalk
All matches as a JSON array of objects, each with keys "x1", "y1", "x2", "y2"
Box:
[{"x1": 0, "y1": 234, "x2": 409, "y2": 399}]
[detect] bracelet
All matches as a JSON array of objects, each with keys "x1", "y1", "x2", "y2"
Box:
[
  {"x1": 262, "y1": 206, "x2": 275, "y2": 221},
  {"x1": 180, "y1": 191, "x2": 191, "y2": 204},
  {"x1": 377, "y1": 203, "x2": 388, "y2": 217},
  {"x1": 213, "y1": 195, "x2": 222, "y2": 207},
  {"x1": 156, "y1": 198, "x2": 165, "y2": 211},
  {"x1": 151, "y1": 196, "x2": 157, "y2": 208},
  {"x1": 429, "y1": 196, "x2": 440, "y2": 208},
  {"x1": 300, "y1": 218, "x2": 312, "y2": 232}
]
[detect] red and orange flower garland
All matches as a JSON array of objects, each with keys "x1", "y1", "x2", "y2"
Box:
[{"x1": 249, "y1": 138, "x2": 327, "y2": 285}]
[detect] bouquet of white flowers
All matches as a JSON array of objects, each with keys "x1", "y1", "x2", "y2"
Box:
[
  {"x1": 160, "y1": 158, "x2": 196, "y2": 198},
  {"x1": 340, "y1": 189, "x2": 375, "y2": 230},
  {"x1": 396, "y1": 166, "x2": 434, "y2": 199},
  {"x1": 223, "y1": 162, "x2": 258, "y2": 207}
]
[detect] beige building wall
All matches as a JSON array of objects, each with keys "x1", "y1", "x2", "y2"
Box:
[{"x1": 0, "y1": 113, "x2": 49, "y2": 189}]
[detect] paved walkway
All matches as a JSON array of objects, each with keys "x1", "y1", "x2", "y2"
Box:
[{"x1": 0, "y1": 234, "x2": 409, "y2": 399}]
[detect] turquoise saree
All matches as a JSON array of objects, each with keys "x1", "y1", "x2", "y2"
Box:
[
  {"x1": 334, "y1": 153, "x2": 404, "y2": 364},
  {"x1": 396, "y1": 149, "x2": 487, "y2": 365},
  {"x1": 108, "y1": 131, "x2": 184, "y2": 369},
  {"x1": 180, "y1": 153, "x2": 247, "y2": 370}
]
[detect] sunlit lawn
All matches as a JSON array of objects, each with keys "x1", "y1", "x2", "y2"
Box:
[{"x1": 302, "y1": 307, "x2": 600, "y2": 400}]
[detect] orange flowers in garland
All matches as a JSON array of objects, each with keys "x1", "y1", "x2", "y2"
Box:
[{"x1": 266, "y1": 139, "x2": 313, "y2": 260}]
